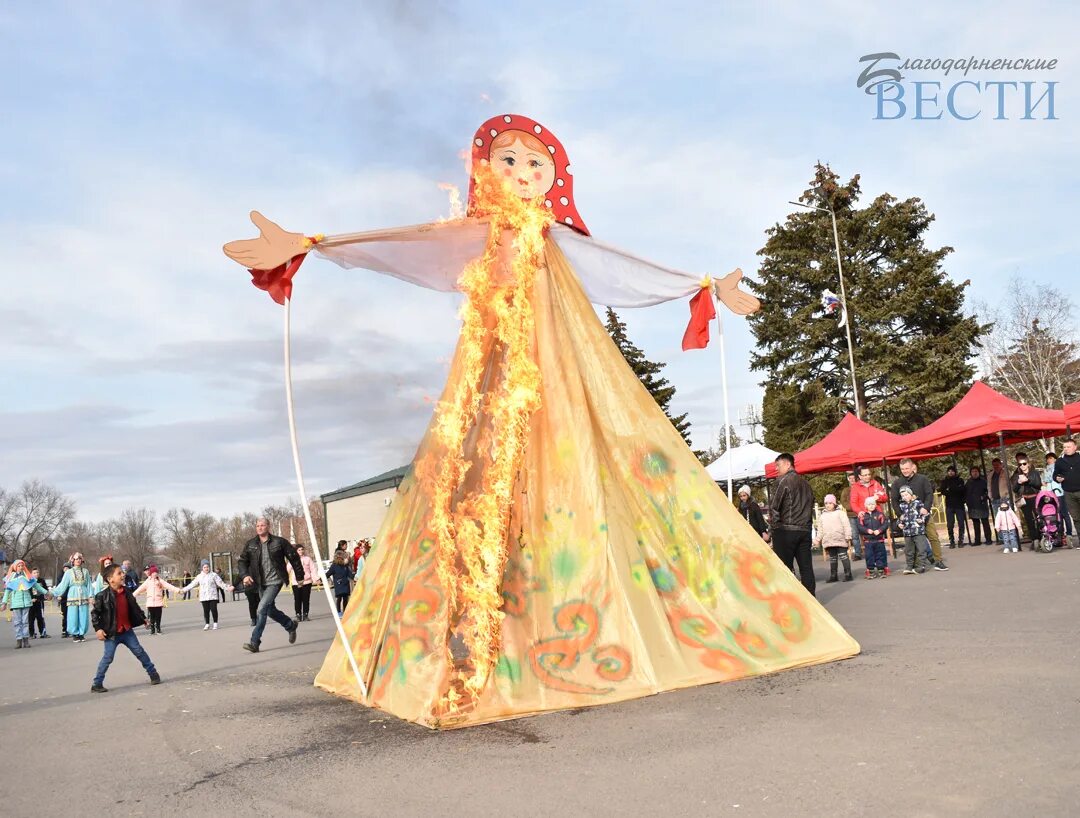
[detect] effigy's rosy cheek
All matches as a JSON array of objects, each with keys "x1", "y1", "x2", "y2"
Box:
[
  {"x1": 533, "y1": 171, "x2": 542, "y2": 181},
  {"x1": 503, "y1": 168, "x2": 512, "y2": 177}
]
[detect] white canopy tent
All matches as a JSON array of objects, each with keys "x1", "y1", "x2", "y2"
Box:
[{"x1": 705, "y1": 442, "x2": 780, "y2": 487}]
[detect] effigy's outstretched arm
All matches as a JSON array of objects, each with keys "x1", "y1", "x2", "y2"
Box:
[
  {"x1": 223, "y1": 211, "x2": 492, "y2": 294},
  {"x1": 547, "y1": 223, "x2": 759, "y2": 315}
]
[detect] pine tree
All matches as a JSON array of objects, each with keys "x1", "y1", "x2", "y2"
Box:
[
  {"x1": 701, "y1": 425, "x2": 744, "y2": 466},
  {"x1": 748, "y1": 163, "x2": 986, "y2": 451},
  {"x1": 604, "y1": 308, "x2": 693, "y2": 445}
]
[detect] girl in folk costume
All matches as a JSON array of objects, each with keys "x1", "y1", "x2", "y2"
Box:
[
  {"x1": 1, "y1": 560, "x2": 51, "y2": 648},
  {"x1": 134, "y1": 565, "x2": 182, "y2": 634},
  {"x1": 224, "y1": 114, "x2": 859, "y2": 728},
  {"x1": 93, "y1": 554, "x2": 115, "y2": 594},
  {"x1": 180, "y1": 560, "x2": 233, "y2": 631},
  {"x1": 51, "y1": 552, "x2": 95, "y2": 642}
]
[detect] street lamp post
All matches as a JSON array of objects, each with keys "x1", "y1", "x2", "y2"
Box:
[{"x1": 789, "y1": 200, "x2": 863, "y2": 418}]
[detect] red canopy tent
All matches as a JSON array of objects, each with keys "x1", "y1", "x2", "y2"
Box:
[
  {"x1": 885, "y1": 381, "x2": 1068, "y2": 457},
  {"x1": 763, "y1": 413, "x2": 940, "y2": 478}
]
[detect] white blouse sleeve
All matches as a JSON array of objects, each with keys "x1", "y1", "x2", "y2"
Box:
[
  {"x1": 547, "y1": 223, "x2": 705, "y2": 307},
  {"x1": 313, "y1": 219, "x2": 491, "y2": 292}
]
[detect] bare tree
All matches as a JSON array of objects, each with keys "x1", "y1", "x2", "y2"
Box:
[
  {"x1": 977, "y1": 280, "x2": 1080, "y2": 415},
  {"x1": 0, "y1": 480, "x2": 76, "y2": 563},
  {"x1": 113, "y1": 507, "x2": 159, "y2": 570},
  {"x1": 162, "y1": 508, "x2": 217, "y2": 573}
]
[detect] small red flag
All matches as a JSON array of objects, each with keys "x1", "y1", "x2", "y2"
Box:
[{"x1": 681, "y1": 285, "x2": 717, "y2": 351}]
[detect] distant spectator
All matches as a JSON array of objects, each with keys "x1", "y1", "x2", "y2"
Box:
[
  {"x1": 890, "y1": 459, "x2": 947, "y2": 570},
  {"x1": 325, "y1": 551, "x2": 356, "y2": 614},
  {"x1": 995, "y1": 500, "x2": 1023, "y2": 554},
  {"x1": 288, "y1": 544, "x2": 316, "y2": 623},
  {"x1": 179, "y1": 560, "x2": 232, "y2": 631},
  {"x1": 965, "y1": 466, "x2": 991, "y2": 545},
  {"x1": 898, "y1": 485, "x2": 935, "y2": 574},
  {"x1": 1043, "y1": 452, "x2": 1074, "y2": 540},
  {"x1": 1, "y1": 560, "x2": 51, "y2": 648},
  {"x1": 768, "y1": 453, "x2": 816, "y2": 596},
  {"x1": 814, "y1": 494, "x2": 852, "y2": 583},
  {"x1": 989, "y1": 458, "x2": 1011, "y2": 524},
  {"x1": 938, "y1": 465, "x2": 968, "y2": 548},
  {"x1": 838, "y1": 472, "x2": 863, "y2": 560},
  {"x1": 121, "y1": 560, "x2": 139, "y2": 593},
  {"x1": 1011, "y1": 453, "x2": 1041, "y2": 547},
  {"x1": 857, "y1": 497, "x2": 889, "y2": 579},
  {"x1": 736, "y1": 485, "x2": 769, "y2": 541},
  {"x1": 28, "y1": 568, "x2": 51, "y2": 639},
  {"x1": 1053, "y1": 439, "x2": 1080, "y2": 547},
  {"x1": 134, "y1": 566, "x2": 182, "y2": 635}
]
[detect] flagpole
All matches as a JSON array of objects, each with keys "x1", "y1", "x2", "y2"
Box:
[
  {"x1": 788, "y1": 200, "x2": 862, "y2": 418},
  {"x1": 283, "y1": 297, "x2": 368, "y2": 699},
  {"x1": 715, "y1": 304, "x2": 734, "y2": 500}
]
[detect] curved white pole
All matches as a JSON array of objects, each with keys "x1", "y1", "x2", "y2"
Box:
[{"x1": 284, "y1": 297, "x2": 368, "y2": 699}]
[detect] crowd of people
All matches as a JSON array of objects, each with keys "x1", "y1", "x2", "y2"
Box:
[
  {"x1": 736, "y1": 440, "x2": 1080, "y2": 596},
  {"x1": 0, "y1": 518, "x2": 375, "y2": 692}
]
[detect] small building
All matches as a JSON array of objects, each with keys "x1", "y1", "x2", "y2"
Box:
[{"x1": 322, "y1": 465, "x2": 410, "y2": 547}]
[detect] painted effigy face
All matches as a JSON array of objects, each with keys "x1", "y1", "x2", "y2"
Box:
[{"x1": 488, "y1": 135, "x2": 556, "y2": 200}]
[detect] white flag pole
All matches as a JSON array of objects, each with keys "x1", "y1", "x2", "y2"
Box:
[
  {"x1": 715, "y1": 301, "x2": 734, "y2": 500},
  {"x1": 283, "y1": 297, "x2": 368, "y2": 699}
]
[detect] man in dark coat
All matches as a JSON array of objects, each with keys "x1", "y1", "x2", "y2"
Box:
[
  {"x1": 238, "y1": 517, "x2": 305, "y2": 654},
  {"x1": 938, "y1": 466, "x2": 968, "y2": 548},
  {"x1": 890, "y1": 458, "x2": 948, "y2": 570},
  {"x1": 768, "y1": 453, "x2": 816, "y2": 596}
]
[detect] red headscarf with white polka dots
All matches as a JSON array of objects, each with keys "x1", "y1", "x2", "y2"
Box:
[{"x1": 467, "y1": 113, "x2": 589, "y2": 236}]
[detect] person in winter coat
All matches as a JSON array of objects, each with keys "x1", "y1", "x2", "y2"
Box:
[
  {"x1": 1053, "y1": 439, "x2": 1080, "y2": 543},
  {"x1": 838, "y1": 472, "x2": 863, "y2": 561},
  {"x1": 994, "y1": 499, "x2": 1023, "y2": 553},
  {"x1": 179, "y1": 560, "x2": 232, "y2": 631},
  {"x1": 964, "y1": 466, "x2": 991, "y2": 545},
  {"x1": 238, "y1": 518, "x2": 305, "y2": 654},
  {"x1": 134, "y1": 566, "x2": 182, "y2": 634},
  {"x1": 1043, "y1": 452, "x2": 1074, "y2": 539},
  {"x1": 768, "y1": 453, "x2": 816, "y2": 596},
  {"x1": 938, "y1": 466, "x2": 968, "y2": 548},
  {"x1": 890, "y1": 459, "x2": 947, "y2": 569},
  {"x1": 90, "y1": 564, "x2": 160, "y2": 693},
  {"x1": 857, "y1": 497, "x2": 890, "y2": 579},
  {"x1": 736, "y1": 485, "x2": 769, "y2": 541},
  {"x1": 27, "y1": 568, "x2": 51, "y2": 639},
  {"x1": 814, "y1": 494, "x2": 852, "y2": 583},
  {"x1": 325, "y1": 551, "x2": 356, "y2": 614},
  {"x1": 1, "y1": 560, "x2": 51, "y2": 648},
  {"x1": 51, "y1": 552, "x2": 95, "y2": 641},
  {"x1": 287, "y1": 544, "x2": 317, "y2": 622},
  {"x1": 1011, "y1": 453, "x2": 1042, "y2": 546},
  {"x1": 897, "y1": 485, "x2": 937, "y2": 574}
]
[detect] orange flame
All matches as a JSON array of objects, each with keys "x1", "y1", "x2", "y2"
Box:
[
  {"x1": 437, "y1": 182, "x2": 464, "y2": 220},
  {"x1": 418, "y1": 160, "x2": 552, "y2": 712}
]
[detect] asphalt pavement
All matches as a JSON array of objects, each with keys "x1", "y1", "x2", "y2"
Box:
[{"x1": 2, "y1": 543, "x2": 1079, "y2": 817}]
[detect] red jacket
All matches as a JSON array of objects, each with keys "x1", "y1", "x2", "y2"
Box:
[
  {"x1": 352, "y1": 547, "x2": 363, "y2": 571},
  {"x1": 849, "y1": 479, "x2": 888, "y2": 515}
]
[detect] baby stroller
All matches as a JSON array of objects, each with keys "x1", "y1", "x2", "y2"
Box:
[{"x1": 1034, "y1": 490, "x2": 1065, "y2": 552}]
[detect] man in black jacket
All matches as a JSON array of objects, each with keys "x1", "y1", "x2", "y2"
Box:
[
  {"x1": 890, "y1": 459, "x2": 948, "y2": 570},
  {"x1": 90, "y1": 564, "x2": 160, "y2": 692},
  {"x1": 1053, "y1": 438, "x2": 1080, "y2": 545},
  {"x1": 938, "y1": 466, "x2": 968, "y2": 548},
  {"x1": 768, "y1": 453, "x2": 816, "y2": 596},
  {"x1": 238, "y1": 517, "x2": 305, "y2": 653}
]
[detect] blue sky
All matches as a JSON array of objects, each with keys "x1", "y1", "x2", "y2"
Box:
[{"x1": 2, "y1": 1, "x2": 1076, "y2": 520}]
